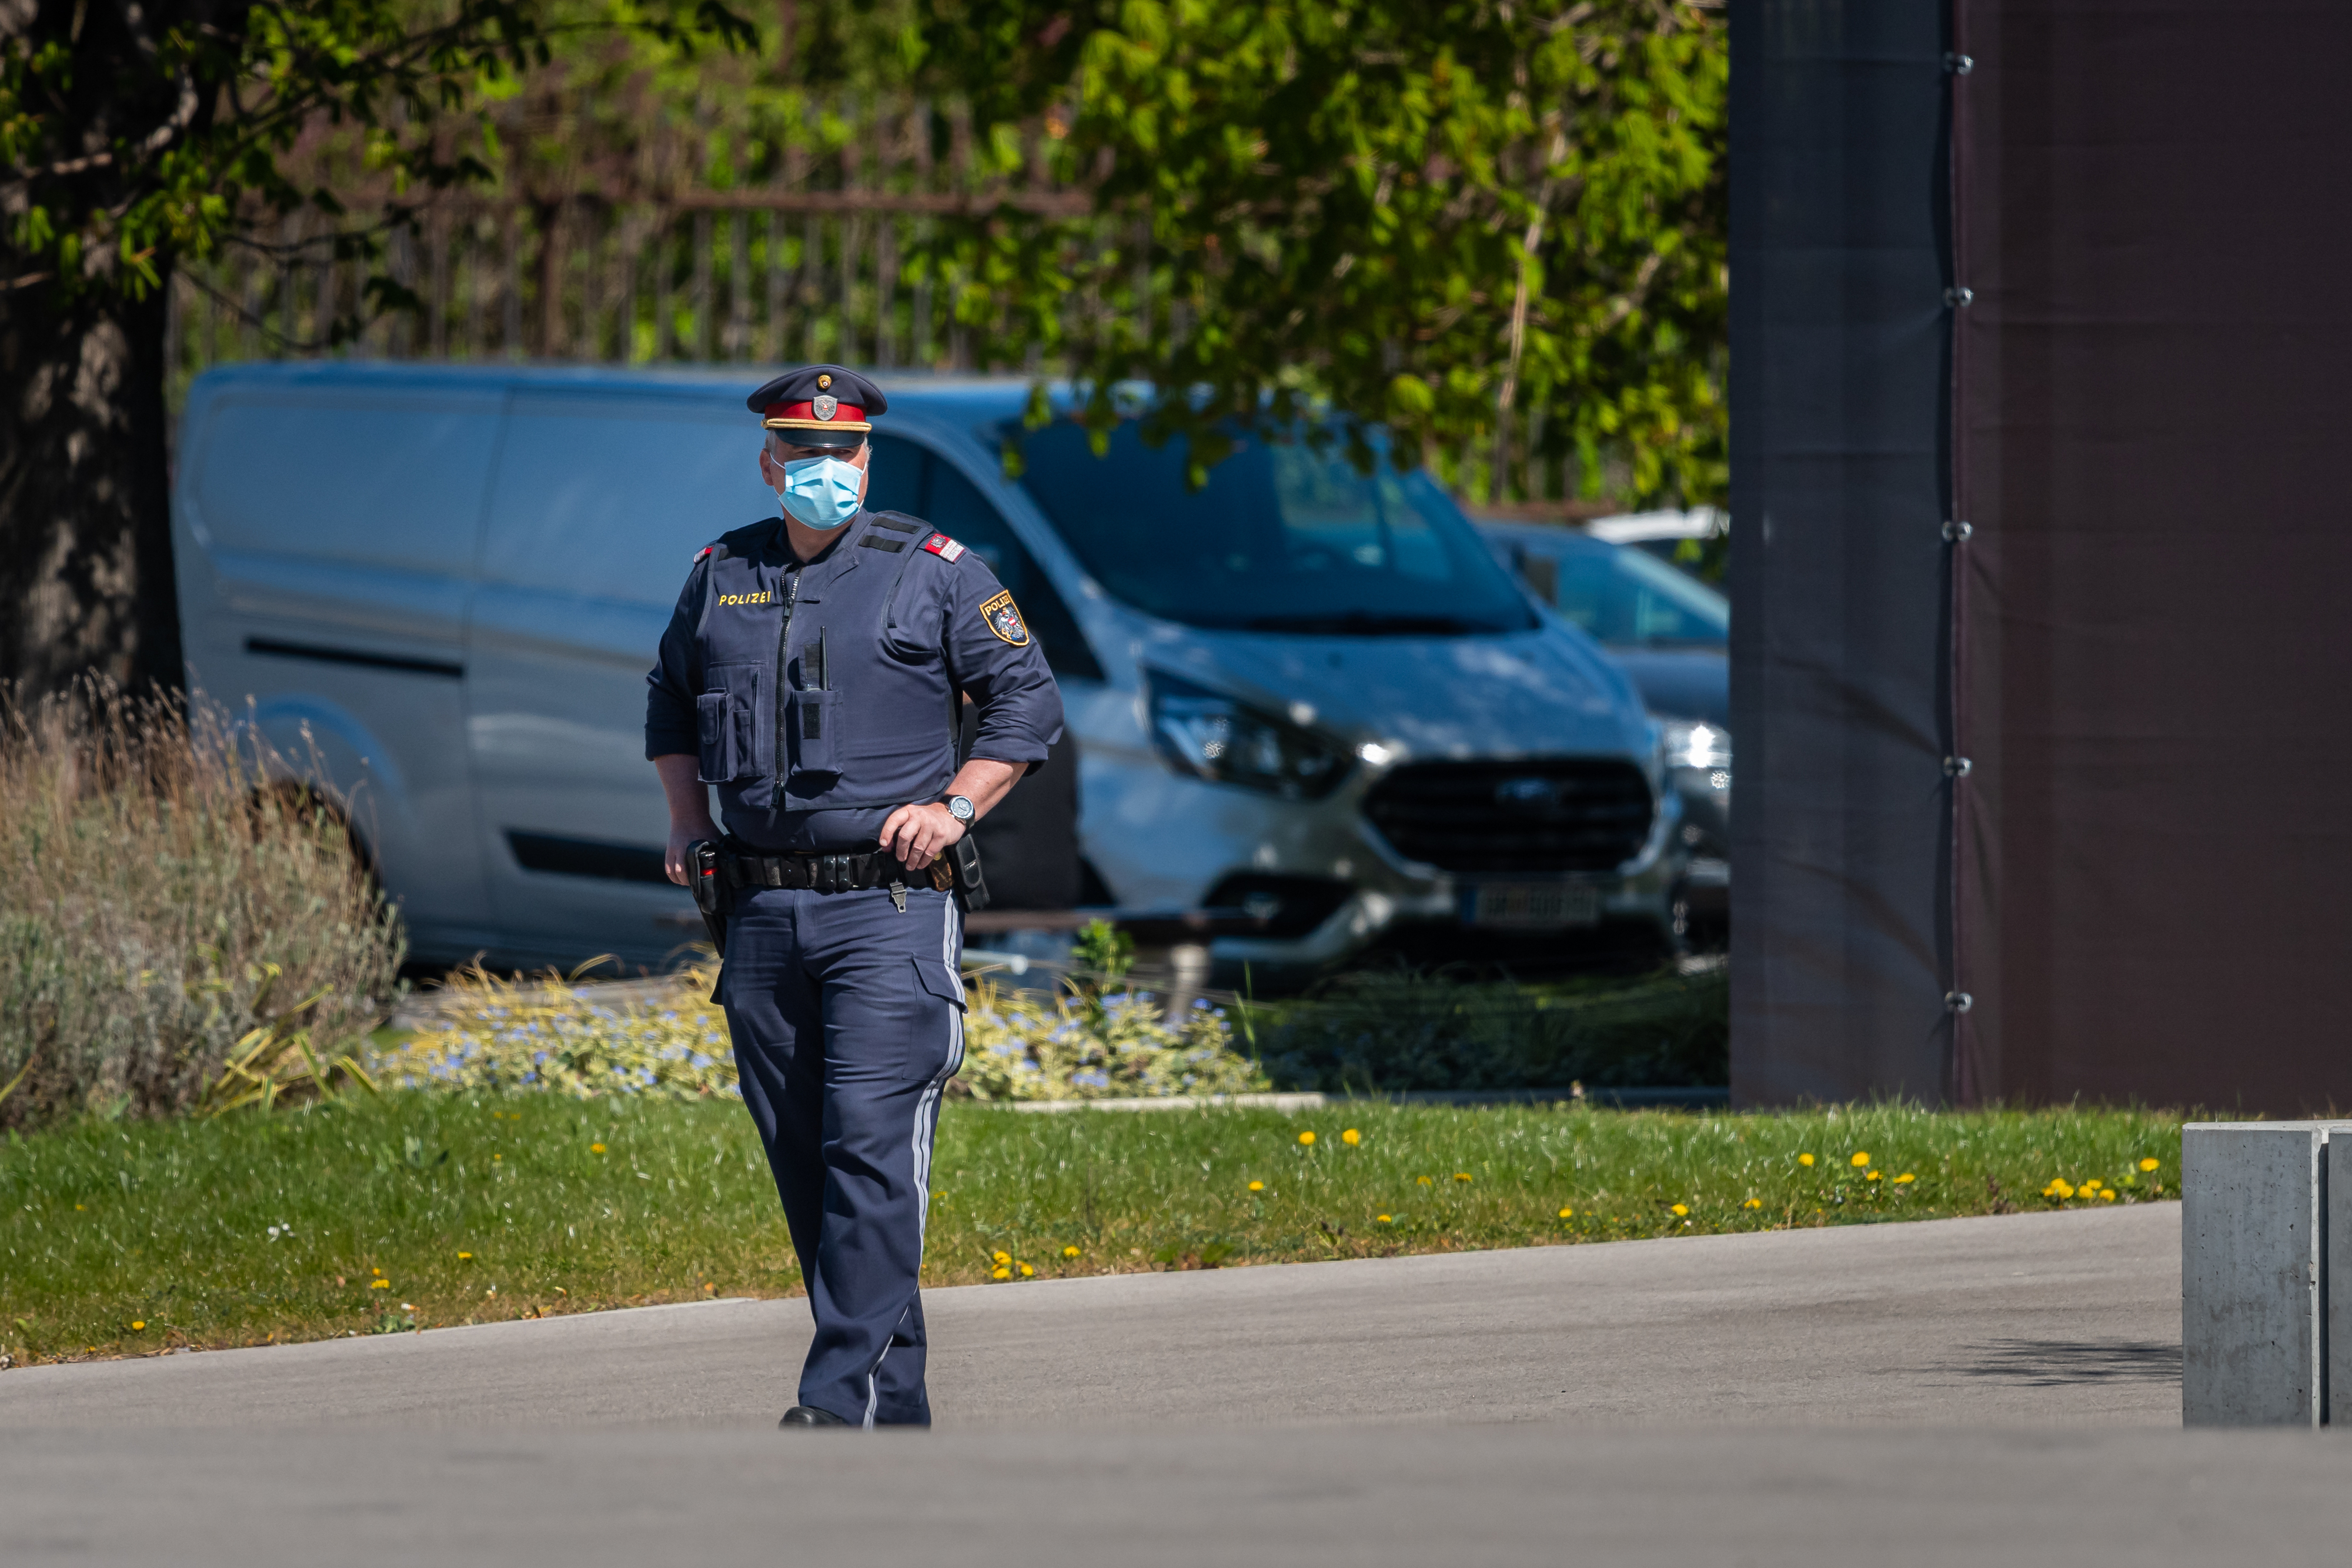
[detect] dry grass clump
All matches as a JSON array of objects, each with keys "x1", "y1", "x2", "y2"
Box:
[{"x1": 0, "y1": 681, "x2": 402, "y2": 1132}]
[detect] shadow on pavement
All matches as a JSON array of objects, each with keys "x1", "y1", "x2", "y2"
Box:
[{"x1": 1949, "y1": 1339, "x2": 2181, "y2": 1388}]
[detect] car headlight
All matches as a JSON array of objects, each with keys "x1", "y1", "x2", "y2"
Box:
[
  {"x1": 1659, "y1": 718, "x2": 1732, "y2": 771},
  {"x1": 1148, "y1": 673, "x2": 1348, "y2": 799}
]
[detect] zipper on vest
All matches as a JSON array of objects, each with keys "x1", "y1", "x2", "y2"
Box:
[{"x1": 773, "y1": 568, "x2": 800, "y2": 780}]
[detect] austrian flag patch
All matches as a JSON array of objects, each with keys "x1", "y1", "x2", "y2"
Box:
[{"x1": 922, "y1": 533, "x2": 967, "y2": 563}]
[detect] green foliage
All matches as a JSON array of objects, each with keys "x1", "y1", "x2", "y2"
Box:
[
  {"x1": 0, "y1": 1092, "x2": 2181, "y2": 1363},
  {"x1": 1069, "y1": 917, "x2": 1135, "y2": 978},
  {"x1": 911, "y1": 0, "x2": 1728, "y2": 507},
  {"x1": 959, "y1": 976, "x2": 1266, "y2": 1102},
  {"x1": 1, "y1": 0, "x2": 755, "y2": 319},
  {"x1": 1247, "y1": 965, "x2": 1728, "y2": 1093},
  {"x1": 0, "y1": 686, "x2": 402, "y2": 1134},
  {"x1": 374, "y1": 960, "x2": 739, "y2": 1098}
]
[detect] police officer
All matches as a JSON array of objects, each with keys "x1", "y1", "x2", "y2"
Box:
[{"x1": 645, "y1": 366, "x2": 1063, "y2": 1429}]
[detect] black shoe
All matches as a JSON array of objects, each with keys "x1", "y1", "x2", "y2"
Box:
[{"x1": 778, "y1": 1405, "x2": 851, "y2": 1429}]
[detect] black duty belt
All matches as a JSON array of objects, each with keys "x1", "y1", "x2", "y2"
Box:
[{"x1": 721, "y1": 847, "x2": 953, "y2": 894}]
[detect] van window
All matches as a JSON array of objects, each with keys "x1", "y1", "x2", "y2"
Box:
[
  {"x1": 192, "y1": 395, "x2": 500, "y2": 572},
  {"x1": 1547, "y1": 536, "x2": 1729, "y2": 647},
  {"x1": 870, "y1": 436, "x2": 1102, "y2": 681},
  {"x1": 482, "y1": 399, "x2": 773, "y2": 604},
  {"x1": 1011, "y1": 420, "x2": 1536, "y2": 636}
]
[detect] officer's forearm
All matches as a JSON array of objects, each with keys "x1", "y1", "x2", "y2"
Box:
[
  {"x1": 947, "y1": 757, "x2": 1024, "y2": 822},
  {"x1": 654, "y1": 753, "x2": 720, "y2": 833}
]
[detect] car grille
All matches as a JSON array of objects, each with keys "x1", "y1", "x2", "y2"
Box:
[{"x1": 1362, "y1": 759, "x2": 1655, "y2": 875}]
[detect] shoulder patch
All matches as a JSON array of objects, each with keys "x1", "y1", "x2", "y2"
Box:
[
  {"x1": 922, "y1": 533, "x2": 968, "y2": 563},
  {"x1": 695, "y1": 545, "x2": 714, "y2": 563},
  {"x1": 979, "y1": 589, "x2": 1031, "y2": 647}
]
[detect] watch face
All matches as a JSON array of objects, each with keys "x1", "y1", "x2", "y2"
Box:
[{"x1": 948, "y1": 795, "x2": 975, "y2": 821}]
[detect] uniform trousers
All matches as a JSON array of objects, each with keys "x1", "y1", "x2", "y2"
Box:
[{"x1": 718, "y1": 882, "x2": 966, "y2": 1427}]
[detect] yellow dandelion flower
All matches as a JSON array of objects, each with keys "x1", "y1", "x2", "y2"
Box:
[
  {"x1": 369, "y1": 1279, "x2": 390, "y2": 1289},
  {"x1": 1018, "y1": 1262, "x2": 1035, "y2": 1278},
  {"x1": 1248, "y1": 1180, "x2": 1265, "y2": 1192},
  {"x1": 75, "y1": 1203, "x2": 85, "y2": 1211},
  {"x1": 1893, "y1": 1174, "x2": 1915, "y2": 1185},
  {"x1": 131, "y1": 1320, "x2": 145, "y2": 1330},
  {"x1": 703, "y1": 1282, "x2": 717, "y2": 1293},
  {"x1": 590, "y1": 1143, "x2": 606, "y2": 1154},
  {"x1": 991, "y1": 1250, "x2": 1010, "y2": 1266},
  {"x1": 1417, "y1": 1175, "x2": 1434, "y2": 1186},
  {"x1": 1558, "y1": 1208, "x2": 1575, "y2": 1219},
  {"x1": 457, "y1": 1251, "x2": 473, "y2": 1261},
  {"x1": 1866, "y1": 1171, "x2": 1882, "y2": 1182},
  {"x1": 1454, "y1": 1172, "x2": 1472, "y2": 1183},
  {"x1": 2101, "y1": 1189, "x2": 2118, "y2": 1202},
  {"x1": 1063, "y1": 1245, "x2": 1081, "y2": 1258},
  {"x1": 492, "y1": 1155, "x2": 502, "y2": 1162},
  {"x1": 1850, "y1": 1152, "x2": 1870, "y2": 1168},
  {"x1": 371, "y1": 1266, "x2": 383, "y2": 1276},
  {"x1": 2139, "y1": 1158, "x2": 2160, "y2": 1172},
  {"x1": 1798, "y1": 1153, "x2": 1815, "y2": 1167},
  {"x1": 1743, "y1": 1198, "x2": 1763, "y2": 1210},
  {"x1": 1298, "y1": 1131, "x2": 1316, "y2": 1146},
  {"x1": 1670, "y1": 1203, "x2": 1689, "y2": 1217},
  {"x1": 1377, "y1": 1214, "x2": 1394, "y2": 1224},
  {"x1": 1341, "y1": 1128, "x2": 1361, "y2": 1145},
  {"x1": 991, "y1": 1266, "x2": 1010, "y2": 1281},
  {"x1": 2043, "y1": 1178, "x2": 2075, "y2": 1200}
]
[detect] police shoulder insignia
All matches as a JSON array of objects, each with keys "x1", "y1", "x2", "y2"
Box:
[
  {"x1": 922, "y1": 533, "x2": 968, "y2": 563},
  {"x1": 695, "y1": 544, "x2": 714, "y2": 563},
  {"x1": 980, "y1": 589, "x2": 1030, "y2": 647}
]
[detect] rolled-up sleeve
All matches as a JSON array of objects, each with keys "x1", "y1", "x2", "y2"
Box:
[
  {"x1": 644, "y1": 560, "x2": 707, "y2": 760},
  {"x1": 942, "y1": 557, "x2": 1063, "y2": 771}
]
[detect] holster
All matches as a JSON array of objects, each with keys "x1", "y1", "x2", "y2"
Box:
[
  {"x1": 689, "y1": 839, "x2": 729, "y2": 959},
  {"x1": 949, "y1": 833, "x2": 991, "y2": 914}
]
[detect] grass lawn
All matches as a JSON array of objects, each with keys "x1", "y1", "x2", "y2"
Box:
[{"x1": 1, "y1": 1092, "x2": 2180, "y2": 1367}]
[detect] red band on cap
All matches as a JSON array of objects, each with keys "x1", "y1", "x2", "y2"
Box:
[{"x1": 763, "y1": 400, "x2": 866, "y2": 426}]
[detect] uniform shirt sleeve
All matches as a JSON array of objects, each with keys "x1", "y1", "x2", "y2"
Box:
[
  {"x1": 644, "y1": 554, "x2": 709, "y2": 760},
  {"x1": 940, "y1": 553, "x2": 1064, "y2": 770}
]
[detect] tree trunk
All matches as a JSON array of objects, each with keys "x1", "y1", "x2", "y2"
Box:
[{"x1": 0, "y1": 274, "x2": 183, "y2": 701}]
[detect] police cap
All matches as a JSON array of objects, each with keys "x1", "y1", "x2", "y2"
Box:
[{"x1": 748, "y1": 365, "x2": 887, "y2": 438}]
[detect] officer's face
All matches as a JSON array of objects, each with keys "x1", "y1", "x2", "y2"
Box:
[{"x1": 760, "y1": 436, "x2": 871, "y2": 500}]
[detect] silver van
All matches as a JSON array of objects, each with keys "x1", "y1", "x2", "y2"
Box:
[{"x1": 172, "y1": 362, "x2": 1681, "y2": 975}]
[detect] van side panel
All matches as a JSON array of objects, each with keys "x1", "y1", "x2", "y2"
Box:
[
  {"x1": 173, "y1": 380, "x2": 502, "y2": 955},
  {"x1": 466, "y1": 393, "x2": 772, "y2": 962}
]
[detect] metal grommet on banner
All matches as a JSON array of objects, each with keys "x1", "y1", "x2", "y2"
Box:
[
  {"x1": 1945, "y1": 286, "x2": 1975, "y2": 309},
  {"x1": 1945, "y1": 991, "x2": 1975, "y2": 1013},
  {"x1": 1943, "y1": 755, "x2": 1972, "y2": 777},
  {"x1": 1944, "y1": 52, "x2": 1974, "y2": 74},
  {"x1": 1943, "y1": 519, "x2": 1973, "y2": 543}
]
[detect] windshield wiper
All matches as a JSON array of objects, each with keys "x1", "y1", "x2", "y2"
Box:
[{"x1": 1240, "y1": 612, "x2": 1493, "y2": 637}]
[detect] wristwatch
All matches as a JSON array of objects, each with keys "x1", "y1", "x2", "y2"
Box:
[{"x1": 943, "y1": 794, "x2": 976, "y2": 824}]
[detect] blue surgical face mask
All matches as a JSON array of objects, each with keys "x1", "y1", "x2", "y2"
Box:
[{"x1": 774, "y1": 454, "x2": 864, "y2": 530}]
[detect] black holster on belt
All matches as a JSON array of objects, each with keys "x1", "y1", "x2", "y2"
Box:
[
  {"x1": 949, "y1": 833, "x2": 990, "y2": 914},
  {"x1": 688, "y1": 839, "x2": 729, "y2": 958}
]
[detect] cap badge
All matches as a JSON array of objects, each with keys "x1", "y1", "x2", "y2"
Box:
[
  {"x1": 811, "y1": 394, "x2": 838, "y2": 421},
  {"x1": 816, "y1": 373, "x2": 833, "y2": 390}
]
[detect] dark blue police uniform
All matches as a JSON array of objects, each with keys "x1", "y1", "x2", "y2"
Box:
[{"x1": 644, "y1": 367, "x2": 1062, "y2": 1427}]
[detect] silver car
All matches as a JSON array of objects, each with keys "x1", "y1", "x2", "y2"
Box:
[{"x1": 172, "y1": 362, "x2": 1681, "y2": 975}]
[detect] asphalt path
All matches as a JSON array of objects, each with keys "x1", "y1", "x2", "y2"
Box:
[{"x1": 9, "y1": 1202, "x2": 2350, "y2": 1564}]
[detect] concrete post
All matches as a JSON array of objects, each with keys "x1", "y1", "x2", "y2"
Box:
[
  {"x1": 2180, "y1": 1121, "x2": 2352, "y2": 1426},
  {"x1": 2182, "y1": 1123, "x2": 2323, "y2": 1425},
  {"x1": 2330, "y1": 1136, "x2": 2352, "y2": 1426}
]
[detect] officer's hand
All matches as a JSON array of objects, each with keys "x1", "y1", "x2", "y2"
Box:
[
  {"x1": 666, "y1": 823, "x2": 716, "y2": 886},
  {"x1": 880, "y1": 801, "x2": 967, "y2": 871}
]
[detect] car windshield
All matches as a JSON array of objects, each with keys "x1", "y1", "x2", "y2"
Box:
[
  {"x1": 1544, "y1": 536, "x2": 1728, "y2": 646},
  {"x1": 1009, "y1": 420, "x2": 1539, "y2": 635}
]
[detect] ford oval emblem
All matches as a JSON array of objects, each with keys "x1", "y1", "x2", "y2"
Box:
[{"x1": 1495, "y1": 777, "x2": 1559, "y2": 807}]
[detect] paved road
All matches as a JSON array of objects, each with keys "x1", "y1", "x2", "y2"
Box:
[{"x1": 11, "y1": 1202, "x2": 2350, "y2": 1564}]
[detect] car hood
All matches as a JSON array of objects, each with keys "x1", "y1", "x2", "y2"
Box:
[
  {"x1": 1134, "y1": 618, "x2": 1652, "y2": 761},
  {"x1": 1608, "y1": 646, "x2": 1729, "y2": 728}
]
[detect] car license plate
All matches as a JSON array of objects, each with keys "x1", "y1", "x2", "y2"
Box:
[{"x1": 1466, "y1": 882, "x2": 1602, "y2": 930}]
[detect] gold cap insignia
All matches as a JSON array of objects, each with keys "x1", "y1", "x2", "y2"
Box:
[{"x1": 816, "y1": 373, "x2": 832, "y2": 390}]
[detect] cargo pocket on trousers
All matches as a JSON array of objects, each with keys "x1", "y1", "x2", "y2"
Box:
[
  {"x1": 696, "y1": 666, "x2": 762, "y2": 783},
  {"x1": 905, "y1": 953, "x2": 968, "y2": 1081},
  {"x1": 789, "y1": 688, "x2": 843, "y2": 778}
]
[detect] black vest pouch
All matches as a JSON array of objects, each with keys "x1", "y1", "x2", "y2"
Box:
[
  {"x1": 696, "y1": 664, "x2": 767, "y2": 783},
  {"x1": 789, "y1": 688, "x2": 841, "y2": 777}
]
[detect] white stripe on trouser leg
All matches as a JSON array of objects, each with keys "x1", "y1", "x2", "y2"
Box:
[{"x1": 870, "y1": 897, "x2": 962, "y2": 1430}]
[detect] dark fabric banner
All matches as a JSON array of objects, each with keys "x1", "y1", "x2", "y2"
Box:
[
  {"x1": 1950, "y1": 1, "x2": 2352, "y2": 1111},
  {"x1": 1729, "y1": 0, "x2": 1957, "y2": 1105}
]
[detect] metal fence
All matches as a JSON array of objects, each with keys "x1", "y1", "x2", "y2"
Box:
[{"x1": 164, "y1": 98, "x2": 1096, "y2": 400}]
